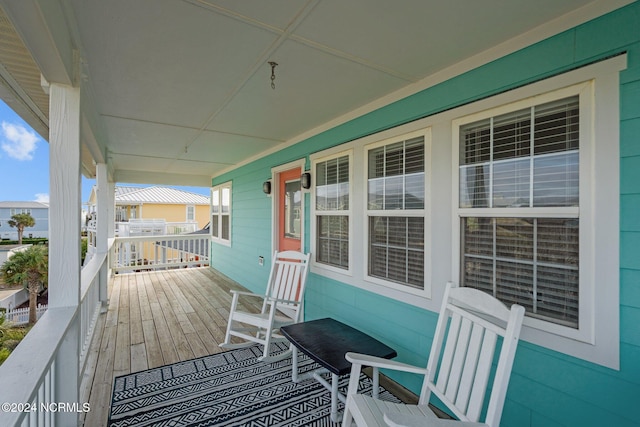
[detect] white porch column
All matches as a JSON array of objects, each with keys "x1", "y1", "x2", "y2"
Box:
[
  {"x1": 96, "y1": 163, "x2": 113, "y2": 306},
  {"x1": 48, "y1": 82, "x2": 81, "y2": 425}
]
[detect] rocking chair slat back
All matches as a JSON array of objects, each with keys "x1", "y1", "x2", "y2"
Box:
[
  {"x1": 267, "y1": 251, "x2": 308, "y2": 315},
  {"x1": 424, "y1": 285, "x2": 524, "y2": 425}
]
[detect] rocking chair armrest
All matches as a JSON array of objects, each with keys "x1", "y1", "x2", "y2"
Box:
[
  {"x1": 229, "y1": 290, "x2": 266, "y2": 299},
  {"x1": 384, "y1": 412, "x2": 486, "y2": 427},
  {"x1": 345, "y1": 352, "x2": 428, "y2": 376},
  {"x1": 264, "y1": 296, "x2": 300, "y2": 306}
]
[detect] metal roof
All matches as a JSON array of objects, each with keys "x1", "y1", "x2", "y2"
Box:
[
  {"x1": 115, "y1": 186, "x2": 209, "y2": 205},
  {"x1": 0, "y1": 201, "x2": 49, "y2": 209}
]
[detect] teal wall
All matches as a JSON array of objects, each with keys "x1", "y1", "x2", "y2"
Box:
[{"x1": 212, "y1": 3, "x2": 640, "y2": 426}]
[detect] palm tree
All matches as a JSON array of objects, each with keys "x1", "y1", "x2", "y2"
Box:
[
  {"x1": 0, "y1": 245, "x2": 48, "y2": 325},
  {"x1": 8, "y1": 213, "x2": 36, "y2": 245}
]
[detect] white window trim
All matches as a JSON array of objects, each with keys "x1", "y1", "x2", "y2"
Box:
[
  {"x1": 310, "y1": 127, "x2": 433, "y2": 302},
  {"x1": 363, "y1": 134, "x2": 431, "y2": 297},
  {"x1": 211, "y1": 182, "x2": 232, "y2": 247},
  {"x1": 451, "y1": 56, "x2": 624, "y2": 369},
  {"x1": 310, "y1": 149, "x2": 354, "y2": 277},
  {"x1": 186, "y1": 205, "x2": 195, "y2": 222}
]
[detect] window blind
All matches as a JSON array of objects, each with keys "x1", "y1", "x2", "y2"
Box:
[
  {"x1": 459, "y1": 96, "x2": 579, "y2": 209},
  {"x1": 368, "y1": 137, "x2": 425, "y2": 210},
  {"x1": 315, "y1": 155, "x2": 350, "y2": 269},
  {"x1": 316, "y1": 155, "x2": 349, "y2": 210},
  {"x1": 369, "y1": 217, "x2": 424, "y2": 289},
  {"x1": 459, "y1": 95, "x2": 580, "y2": 328},
  {"x1": 366, "y1": 137, "x2": 426, "y2": 289},
  {"x1": 461, "y1": 217, "x2": 579, "y2": 328}
]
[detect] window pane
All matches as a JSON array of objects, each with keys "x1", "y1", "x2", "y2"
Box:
[
  {"x1": 284, "y1": 180, "x2": 301, "y2": 239},
  {"x1": 212, "y1": 190, "x2": 219, "y2": 213},
  {"x1": 462, "y1": 217, "x2": 493, "y2": 256},
  {"x1": 534, "y1": 96, "x2": 579, "y2": 155},
  {"x1": 368, "y1": 178, "x2": 384, "y2": 210},
  {"x1": 316, "y1": 216, "x2": 349, "y2": 268},
  {"x1": 211, "y1": 215, "x2": 219, "y2": 238},
  {"x1": 369, "y1": 146, "x2": 385, "y2": 179},
  {"x1": 537, "y1": 218, "x2": 579, "y2": 266},
  {"x1": 368, "y1": 137, "x2": 425, "y2": 210},
  {"x1": 384, "y1": 176, "x2": 403, "y2": 210},
  {"x1": 492, "y1": 158, "x2": 530, "y2": 207},
  {"x1": 385, "y1": 142, "x2": 404, "y2": 177},
  {"x1": 221, "y1": 188, "x2": 230, "y2": 213},
  {"x1": 495, "y1": 217, "x2": 533, "y2": 260},
  {"x1": 405, "y1": 173, "x2": 424, "y2": 209},
  {"x1": 461, "y1": 216, "x2": 579, "y2": 328},
  {"x1": 492, "y1": 108, "x2": 531, "y2": 160},
  {"x1": 221, "y1": 215, "x2": 229, "y2": 240},
  {"x1": 316, "y1": 216, "x2": 349, "y2": 269},
  {"x1": 460, "y1": 119, "x2": 491, "y2": 165},
  {"x1": 460, "y1": 96, "x2": 579, "y2": 209},
  {"x1": 459, "y1": 164, "x2": 489, "y2": 208},
  {"x1": 496, "y1": 260, "x2": 534, "y2": 312},
  {"x1": 533, "y1": 152, "x2": 579, "y2": 207},
  {"x1": 536, "y1": 265, "x2": 579, "y2": 327},
  {"x1": 369, "y1": 217, "x2": 424, "y2": 289},
  {"x1": 316, "y1": 155, "x2": 349, "y2": 211}
]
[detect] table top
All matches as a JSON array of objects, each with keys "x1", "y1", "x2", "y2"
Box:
[{"x1": 280, "y1": 318, "x2": 397, "y2": 376}]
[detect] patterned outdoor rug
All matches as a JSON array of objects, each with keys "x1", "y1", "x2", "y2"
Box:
[{"x1": 108, "y1": 342, "x2": 401, "y2": 426}]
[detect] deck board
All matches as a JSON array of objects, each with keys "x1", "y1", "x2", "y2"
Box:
[
  {"x1": 80, "y1": 267, "x2": 257, "y2": 426},
  {"x1": 79, "y1": 266, "x2": 419, "y2": 426}
]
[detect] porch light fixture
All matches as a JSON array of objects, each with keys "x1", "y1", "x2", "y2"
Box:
[
  {"x1": 301, "y1": 172, "x2": 311, "y2": 189},
  {"x1": 263, "y1": 180, "x2": 272, "y2": 195}
]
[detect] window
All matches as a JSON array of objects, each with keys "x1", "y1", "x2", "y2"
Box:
[
  {"x1": 186, "y1": 205, "x2": 195, "y2": 222},
  {"x1": 10, "y1": 209, "x2": 31, "y2": 215},
  {"x1": 314, "y1": 153, "x2": 350, "y2": 269},
  {"x1": 310, "y1": 128, "x2": 431, "y2": 298},
  {"x1": 366, "y1": 137, "x2": 426, "y2": 290},
  {"x1": 211, "y1": 182, "x2": 231, "y2": 245},
  {"x1": 449, "y1": 56, "x2": 626, "y2": 372},
  {"x1": 458, "y1": 96, "x2": 580, "y2": 328}
]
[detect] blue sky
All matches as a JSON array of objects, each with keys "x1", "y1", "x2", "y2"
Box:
[{"x1": 0, "y1": 100, "x2": 210, "y2": 204}]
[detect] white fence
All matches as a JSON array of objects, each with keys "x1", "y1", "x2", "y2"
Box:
[{"x1": 2, "y1": 304, "x2": 48, "y2": 325}]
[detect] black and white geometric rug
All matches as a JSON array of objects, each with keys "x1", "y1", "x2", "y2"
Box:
[{"x1": 108, "y1": 342, "x2": 401, "y2": 426}]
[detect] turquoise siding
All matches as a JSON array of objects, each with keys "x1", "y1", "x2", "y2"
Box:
[{"x1": 212, "y1": 3, "x2": 640, "y2": 426}]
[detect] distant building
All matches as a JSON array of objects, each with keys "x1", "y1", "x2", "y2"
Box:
[
  {"x1": 0, "y1": 202, "x2": 49, "y2": 241},
  {"x1": 86, "y1": 185, "x2": 210, "y2": 230}
]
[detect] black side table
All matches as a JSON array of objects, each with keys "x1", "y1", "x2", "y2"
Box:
[{"x1": 280, "y1": 318, "x2": 397, "y2": 422}]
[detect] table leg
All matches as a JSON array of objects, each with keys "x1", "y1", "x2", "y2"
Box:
[
  {"x1": 291, "y1": 346, "x2": 299, "y2": 383},
  {"x1": 373, "y1": 366, "x2": 379, "y2": 399}
]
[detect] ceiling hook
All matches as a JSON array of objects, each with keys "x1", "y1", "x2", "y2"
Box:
[{"x1": 268, "y1": 61, "x2": 278, "y2": 90}]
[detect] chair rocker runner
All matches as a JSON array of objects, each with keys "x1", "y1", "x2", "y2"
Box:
[
  {"x1": 342, "y1": 282, "x2": 525, "y2": 427},
  {"x1": 220, "y1": 250, "x2": 310, "y2": 362}
]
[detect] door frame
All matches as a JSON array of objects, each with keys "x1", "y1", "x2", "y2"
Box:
[{"x1": 270, "y1": 159, "x2": 306, "y2": 255}]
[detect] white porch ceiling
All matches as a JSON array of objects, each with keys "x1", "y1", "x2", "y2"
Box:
[{"x1": 0, "y1": 0, "x2": 632, "y2": 186}]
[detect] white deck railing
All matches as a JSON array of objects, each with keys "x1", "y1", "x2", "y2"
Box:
[
  {"x1": 111, "y1": 234, "x2": 210, "y2": 273},
  {"x1": 0, "y1": 243, "x2": 108, "y2": 426},
  {"x1": 0, "y1": 233, "x2": 209, "y2": 425}
]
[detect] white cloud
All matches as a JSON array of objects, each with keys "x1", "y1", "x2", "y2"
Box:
[
  {"x1": 34, "y1": 193, "x2": 49, "y2": 203},
  {"x1": 1, "y1": 122, "x2": 39, "y2": 161}
]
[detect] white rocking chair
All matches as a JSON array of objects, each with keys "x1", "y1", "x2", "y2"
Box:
[
  {"x1": 220, "y1": 250, "x2": 310, "y2": 362},
  {"x1": 342, "y1": 282, "x2": 525, "y2": 427}
]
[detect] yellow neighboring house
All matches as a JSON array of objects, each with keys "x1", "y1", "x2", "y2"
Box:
[{"x1": 87, "y1": 185, "x2": 210, "y2": 230}]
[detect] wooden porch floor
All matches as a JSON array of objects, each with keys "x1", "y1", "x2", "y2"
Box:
[
  {"x1": 79, "y1": 267, "x2": 261, "y2": 426},
  {"x1": 78, "y1": 267, "x2": 418, "y2": 426}
]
